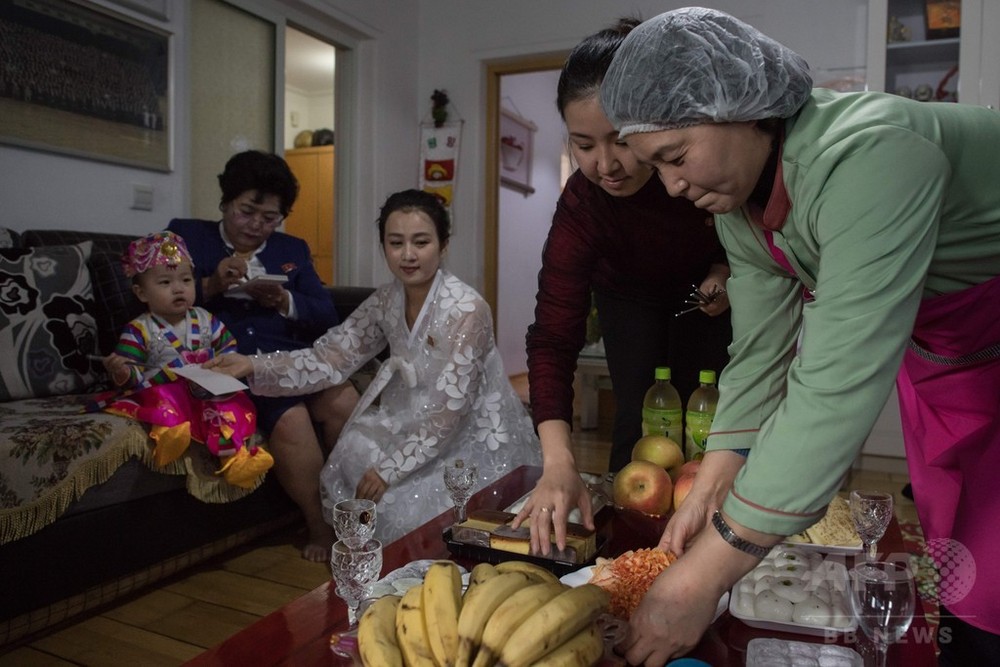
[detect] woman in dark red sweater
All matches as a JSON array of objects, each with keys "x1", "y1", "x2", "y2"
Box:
[{"x1": 516, "y1": 18, "x2": 731, "y2": 553}]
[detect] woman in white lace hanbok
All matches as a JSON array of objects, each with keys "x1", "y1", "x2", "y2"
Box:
[{"x1": 207, "y1": 190, "x2": 541, "y2": 542}]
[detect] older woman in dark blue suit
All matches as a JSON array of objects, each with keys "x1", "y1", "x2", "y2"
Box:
[{"x1": 169, "y1": 150, "x2": 359, "y2": 561}]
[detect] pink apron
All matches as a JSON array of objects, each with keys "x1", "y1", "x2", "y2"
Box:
[
  {"x1": 763, "y1": 226, "x2": 999, "y2": 632},
  {"x1": 757, "y1": 153, "x2": 998, "y2": 631},
  {"x1": 896, "y1": 275, "x2": 1000, "y2": 633}
]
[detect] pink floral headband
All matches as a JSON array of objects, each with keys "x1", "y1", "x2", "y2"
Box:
[{"x1": 122, "y1": 231, "x2": 194, "y2": 277}]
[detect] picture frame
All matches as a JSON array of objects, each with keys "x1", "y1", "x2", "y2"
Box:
[
  {"x1": 924, "y1": 0, "x2": 960, "y2": 40},
  {"x1": 0, "y1": 0, "x2": 172, "y2": 172},
  {"x1": 499, "y1": 108, "x2": 537, "y2": 195}
]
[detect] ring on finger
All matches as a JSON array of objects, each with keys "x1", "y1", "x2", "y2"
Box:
[{"x1": 539, "y1": 506, "x2": 552, "y2": 513}]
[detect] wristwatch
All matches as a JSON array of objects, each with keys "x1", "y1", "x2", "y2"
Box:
[{"x1": 712, "y1": 510, "x2": 771, "y2": 559}]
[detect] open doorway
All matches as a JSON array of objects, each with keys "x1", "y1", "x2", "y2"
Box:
[
  {"x1": 283, "y1": 26, "x2": 337, "y2": 283},
  {"x1": 484, "y1": 54, "x2": 568, "y2": 377},
  {"x1": 283, "y1": 27, "x2": 335, "y2": 151}
]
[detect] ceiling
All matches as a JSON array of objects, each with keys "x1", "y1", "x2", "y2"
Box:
[{"x1": 285, "y1": 27, "x2": 336, "y2": 93}]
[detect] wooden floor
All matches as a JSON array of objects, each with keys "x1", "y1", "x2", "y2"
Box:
[{"x1": 1, "y1": 405, "x2": 917, "y2": 666}]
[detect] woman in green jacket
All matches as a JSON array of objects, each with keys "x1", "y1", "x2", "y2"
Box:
[{"x1": 600, "y1": 7, "x2": 1000, "y2": 666}]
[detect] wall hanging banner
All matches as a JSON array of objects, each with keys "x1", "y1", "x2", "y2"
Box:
[{"x1": 420, "y1": 121, "x2": 462, "y2": 209}]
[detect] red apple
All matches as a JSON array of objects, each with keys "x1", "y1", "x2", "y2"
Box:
[
  {"x1": 613, "y1": 460, "x2": 673, "y2": 516},
  {"x1": 673, "y1": 472, "x2": 697, "y2": 512},
  {"x1": 631, "y1": 435, "x2": 685, "y2": 478}
]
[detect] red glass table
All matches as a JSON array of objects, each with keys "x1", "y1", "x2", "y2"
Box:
[{"x1": 186, "y1": 465, "x2": 937, "y2": 666}]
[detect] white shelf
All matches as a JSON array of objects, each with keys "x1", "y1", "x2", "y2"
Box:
[{"x1": 886, "y1": 37, "x2": 960, "y2": 66}]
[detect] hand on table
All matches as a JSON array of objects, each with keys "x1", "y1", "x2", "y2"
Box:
[
  {"x1": 511, "y1": 458, "x2": 594, "y2": 555},
  {"x1": 658, "y1": 486, "x2": 715, "y2": 556},
  {"x1": 624, "y1": 502, "x2": 767, "y2": 666},
  {"x1": 659, "y1": 450, "x2": 745, "y2": 556},
  {"x1": 618, "y1": 554, "x2": 724, "y2": 666}
]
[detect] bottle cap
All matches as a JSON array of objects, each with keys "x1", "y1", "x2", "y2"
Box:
[
  {"x1": 654, "y1": 366, "x2": 671, "y2": 380},
  {"x1": 699, "y1": 370, "x2": 716, "y2": 384}
]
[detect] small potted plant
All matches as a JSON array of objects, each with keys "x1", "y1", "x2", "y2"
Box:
[{"x1": 431, "y1": 89, "x2": 450, "y2": 127}]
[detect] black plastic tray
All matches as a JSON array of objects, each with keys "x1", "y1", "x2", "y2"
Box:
[{"x1": 442, "y1": 527, "x2": 605, "y2": 577}]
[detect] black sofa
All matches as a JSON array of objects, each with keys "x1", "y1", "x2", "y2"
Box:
[{"x1": 0, "y1": 228, "x2": 374, "y2": 647}]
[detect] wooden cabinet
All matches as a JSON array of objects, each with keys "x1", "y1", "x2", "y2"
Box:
[
  {"x1": 867, "y1": 0, "x2": 1000, "y2": 107},
  {"x1": 284, "y1": 146, "x2": 335, "y2": 284}
]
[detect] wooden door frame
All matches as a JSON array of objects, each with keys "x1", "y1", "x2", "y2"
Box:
[{"x1": 483, "y1": 52, "x2": 568, "y2": 319}]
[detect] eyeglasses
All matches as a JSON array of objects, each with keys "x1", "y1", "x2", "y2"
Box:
[{"x1": 233, "y1": 204, "x2": 285, "y2": 227}]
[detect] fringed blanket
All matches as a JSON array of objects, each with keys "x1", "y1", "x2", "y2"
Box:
[{"x1": 0, "y1": 393, "x2": 262, "y2": 545}]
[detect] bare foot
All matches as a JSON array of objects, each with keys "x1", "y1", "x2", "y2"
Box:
[{"x1": 302, "y1": 520, "x2": 335, "y2": 562}]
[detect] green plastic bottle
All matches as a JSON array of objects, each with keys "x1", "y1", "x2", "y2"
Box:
[
  {"x1": 641, "y1": 367, "x2": 683, "y2": 444},
  {"x1": 684, "y1": 370, "x2": 719, "y2": 461}
]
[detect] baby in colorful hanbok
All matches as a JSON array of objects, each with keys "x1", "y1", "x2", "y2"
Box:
[{"x1": 99, "y1": 231, "x2": 271, "y2": 488}]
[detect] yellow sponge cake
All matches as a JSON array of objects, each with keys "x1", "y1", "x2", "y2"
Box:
[
  {"x1": 450, "y1": 509, "x2": 598, "y2": 563},
  {"x1": 489, "y1": 521, "x2": 597, "y2": 563}
]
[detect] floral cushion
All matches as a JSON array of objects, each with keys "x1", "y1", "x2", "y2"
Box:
[{"x1": 0, "y1": 242, "x2": 99, "y2": 400}]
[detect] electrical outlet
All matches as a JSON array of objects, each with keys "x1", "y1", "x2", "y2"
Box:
[{"x1": 132, "y1": 184, "x2": 154, "y2": 211}]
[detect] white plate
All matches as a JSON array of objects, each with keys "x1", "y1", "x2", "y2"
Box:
[
  {"x1": 368, "y1": 560, "x2": 468, "y2": 599},
  {"x1": 558, "y1": 565, "x2": 594, "y2": 588},
  {"x1": 559, "y1": 566, "x2": 729, "y2": 622},
  {"x1": 729, "y1": 556, "x2": 857, "y2": 637}
]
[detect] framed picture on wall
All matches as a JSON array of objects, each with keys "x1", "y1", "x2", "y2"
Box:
[
  {"x1": 499, "y1": 108, "x2": 537, "y2": 195},
  {"x1": 0, "y1": 0, "x2": 172, "y2": 171}
]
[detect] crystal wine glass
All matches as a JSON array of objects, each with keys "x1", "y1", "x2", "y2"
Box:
[
  {"x1": 330, "y1": 538, "x2": 383, "y2": 629},
  {"x1": 331, "y1": 498, "x2": 377, "y2": 549},
  {"x1": 443, "y1": 459, "x2": 478, "y2": 523},
  {"x1": 849, "y1": 561, "x2": 916, "y2": 667},
  {"x1": 850, "y1": 490, "x2": 894, "y2": 564}
]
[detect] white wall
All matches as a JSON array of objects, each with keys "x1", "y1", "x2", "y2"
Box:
[
  {"x1": 417, "y1": 0, "x2": 870, "y2": 295},
  {"x1": 283, "y1": 89, "x2": 335, "y2": 150},
  {"x1": 0, "y1": 0, "x2": 422, "y2": 295},
  {"x1": 0, "y1": 0, "x2": 869, "y2": 292},
  {"x1": 0, "y1": 0, "x2": 192, "y2": 237},
  {"x1": 496, "y1": 70, "x2": 563, "y2": 375}
]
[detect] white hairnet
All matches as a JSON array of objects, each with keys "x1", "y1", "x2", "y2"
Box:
[{"x1": 601, "y1": 7, "x2": 813, "y2": 136}]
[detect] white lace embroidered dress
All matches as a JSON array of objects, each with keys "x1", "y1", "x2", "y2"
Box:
[{"x1": 247, "y1": 270, "x2": 541, "y2": 542}]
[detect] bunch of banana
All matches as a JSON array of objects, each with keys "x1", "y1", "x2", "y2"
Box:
[
  {"x1": 471, "y1": 581, "x2": 567, "y2": 667},
  {"x1": 358, "y1": 594, "x2": 403, "y2": 667},
  {"x1": 357, "y1": 558, "x2": 610, "y2": 667},
  {"x1": 424, "y1": 560, "x2": 465, "y2": 666},
  {"x1": 464, "y1": 562, "x2": 498, "y2": 598},
  {"x1": 396, "y1": 584, "x2": 437, "y2": 667},
  {"x1": 489, "y1": 584, "x2": 609, "y2": 667},
  {"x1": 493, "y1": 560, "x2": 561, "y2": 585}
]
